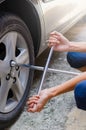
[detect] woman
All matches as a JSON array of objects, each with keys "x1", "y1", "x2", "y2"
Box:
[{"x1": 27, "y1": 31, "x2": 86, "y2": 112}]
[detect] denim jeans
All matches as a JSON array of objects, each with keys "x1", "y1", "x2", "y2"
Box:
[
  {"x1": 67, "y1": 52, "x2": 86, "y2": 110},
  {"x1": 67, "y1": 52, "x2": 86, "y2": 68}
]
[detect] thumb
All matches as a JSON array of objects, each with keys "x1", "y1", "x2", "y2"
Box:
[{"x1": 28, "y1": 104, "x2": 38, "y2": 113}]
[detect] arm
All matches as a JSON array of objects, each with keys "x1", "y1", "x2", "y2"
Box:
[
  {"x1": 49, "y1": 72, "x2": 86, "y2": 97},
  {"x1": 27, "y1": 72, "x2": 86, "y2": 112},
  {"x1": 69, "y1": 42, "x2": 86, "y2": 52},
  {"x1": 48, "y1": 31, "x2": 86, "y2": 52}
]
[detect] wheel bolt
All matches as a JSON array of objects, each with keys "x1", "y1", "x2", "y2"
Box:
[
  {"x1": 6, "y1": 74, "x2": 10, "y2": 80},
  {"x1": 15, "y1": 65, "x2": 19, "y2": 71},
  {"x1": 10, "y1": 60, "x2": 16, "y2": 67},
  {"x1": 13, "y1": 77, "x2": 16, "y2": 84}
]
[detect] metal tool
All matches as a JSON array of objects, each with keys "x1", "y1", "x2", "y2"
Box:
[
  {"x1": 18, "y1": 65, "x2": 80, "y2": 76},
  {"x1": 11, "y1": 46, "x2": 80, "y2": 94},
  {"x1": 37, "y1": 46, "x2": 54, "y2": 94}
]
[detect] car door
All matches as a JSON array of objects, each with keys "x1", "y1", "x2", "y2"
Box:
[{"x1": 40, "y1": 0, "x2": 86, "y2": 38}]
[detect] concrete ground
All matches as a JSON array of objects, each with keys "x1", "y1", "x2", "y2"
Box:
[{"x1": 9, "y1": 16, "x2": 86, "y2": 130}]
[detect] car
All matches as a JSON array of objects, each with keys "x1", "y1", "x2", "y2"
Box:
[{"x1": 0, "y1": 0, "x2": 86, "y2": 129}]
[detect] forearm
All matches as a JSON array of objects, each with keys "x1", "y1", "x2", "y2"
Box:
[
  {"x1": 69, "y1": 42, "x2": 86, "y2": 52},
  {"x1": 48, "y1": 72, "x2": 86, "y2": 98}
]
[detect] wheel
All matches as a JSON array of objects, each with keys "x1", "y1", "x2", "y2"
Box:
[{"x1": 0, "y1": 13, "x2": 34, "y2": 129}]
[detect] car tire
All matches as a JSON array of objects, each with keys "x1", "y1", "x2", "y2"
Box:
[{"x1": 0, "y1": 12, "x2": 34, "y2": 129}]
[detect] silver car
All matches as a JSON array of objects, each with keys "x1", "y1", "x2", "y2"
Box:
[{"x1": 0, "y1": 0, "x2": 86, "y2": 129}]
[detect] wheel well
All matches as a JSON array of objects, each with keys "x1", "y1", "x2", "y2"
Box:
[{"x1": 0, "y1": 0, "x2": 41, "y2": 56}]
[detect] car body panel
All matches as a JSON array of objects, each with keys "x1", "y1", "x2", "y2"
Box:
[
  {"x1": 31, "y1": 0, "x2": 86, "y2": 55},
  {"x1": 1, "y1": 0, "x2": 86, "y2": 55},
  {"x1": 41, "y1": 0, "x2": 86, "y2": 34}
]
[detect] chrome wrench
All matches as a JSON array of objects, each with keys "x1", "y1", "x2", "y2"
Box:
[
  {"x1": 11, "y1": 46, "x2": 54, "y2": 94},
  {"x1": 37, "y1": 46, "x2": 54, "y2": 94},
  {"x1": 11, "y1": 46, "x2": 80, "y2": 94}
]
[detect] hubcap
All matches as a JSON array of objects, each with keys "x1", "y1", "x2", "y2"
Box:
[{"x1": 0, "y1": 32, "x2": 30, "y2": 113}]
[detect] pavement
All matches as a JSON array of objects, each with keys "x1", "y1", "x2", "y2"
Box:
[{"x1": 8, "y1": 16, "x2": 86, "y2": 130}]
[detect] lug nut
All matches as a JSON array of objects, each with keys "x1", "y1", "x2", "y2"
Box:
[
  {"x1": 15, "y1": 65, "x2": 19, "y2": 71},
  {"x1": 6, "y1": 74, "x2": 10, "y2": 80},
  {"x1": 10, "y1": 60, "x2": 16, "y2": 67},
  {"x1": 13, "y1": 77, "x2": 16, "y2": 84}
]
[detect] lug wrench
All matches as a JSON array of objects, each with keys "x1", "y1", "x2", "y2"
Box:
[
  {"x1": 11, "y1": 46, "x2": 80, "y2": 94},
  {"x1": 11, "y1": 46, "x2": 54, "y2": 94}
]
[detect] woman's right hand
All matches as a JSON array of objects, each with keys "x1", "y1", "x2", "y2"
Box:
[{"x1": 47, "y1": 31, "x2": 70, "y2": 52}]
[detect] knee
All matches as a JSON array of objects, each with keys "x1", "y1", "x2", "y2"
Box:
[
  {"x1": 74, "y1": 80, "x2": 86, "y2": 110},
  {"x1": 67, "y1": 52, "x2": 82, "y2": 68}
]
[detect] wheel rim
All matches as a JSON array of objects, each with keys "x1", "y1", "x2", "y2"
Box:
[{"x1": 0, "y1": 31, "x2": 30, "y2": 113}]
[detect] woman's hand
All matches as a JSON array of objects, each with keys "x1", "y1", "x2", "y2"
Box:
[
  {"x1": 27, "y1": 89, "x2": 52, "y2": 112},
  {"x1": 48, "y1": 31, "x2": 70, "y2": 52}
]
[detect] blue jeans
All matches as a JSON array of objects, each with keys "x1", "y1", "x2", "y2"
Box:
[
  {"x1": 67, "y1": 52, "x2": 86, "y2": 68},
  {"x1": 67, "y1": 52, "x2": 86, "y2": 110}
]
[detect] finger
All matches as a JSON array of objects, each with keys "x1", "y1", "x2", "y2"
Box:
[
  {"x1": 28, "y1": 97, "x2": 39, "y2": 101},
  {"x1": 48, "y1": 37, "x2": 60, "y2": 43},
  {"x1": 46, "y1": 38, "x2": 60, "y2": 44},
  {"x1": 48, "y1": 39, "x2": 60, "y2": 44},
  {"x1": 27, "y1": 108, "x2": 36, "y2": 113},
  {"x1": 27, "y1": 99, "x2": 36, "y2": 104},
  {"x1": 49, "y1": 36, "x2": 58, "y2": 41},
  {"x1": 28, "y1": 96, "x2": 40, "y2": 102},
  {"x1": 49, "y1": 34, "x2": 60, "y2": 41},
  {"x1": 29, "y1": 103, "x2": 35, "y2": 108},
  {"x1": 48, "y1": 43, "x2": 57, "y2": 48},
  {"x1": 28, "y1": 105, "x2": 42, "y2": 113},
  {"x1": 50, "y1": 31, "x2": 58, "y2": 35},
  {"x1": 26, "y1": 98, "x2": 37, "y2": 103},
  {"x1": 28, "y1": 103, "x2": 36, "y2": 108},
  {"x1": 27, "y1": 96, "x2": 39, "y2": 105},
  {"x1": 50, "y1": 31, "x2": 61, "y2": 36},
  {"x1": 50, "y1": 32, "x2": 62, "y2": 41},
  {"x1": 27, "y1": 105, "x2": 38, "y2": 113},
  {"x1": 27, "y1": 100, "x2": 38, "y2": 105}
]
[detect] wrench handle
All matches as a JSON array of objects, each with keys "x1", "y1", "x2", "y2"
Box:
[{"x1": 37, "y1": 46, "x2": 54, "y2": 95}]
